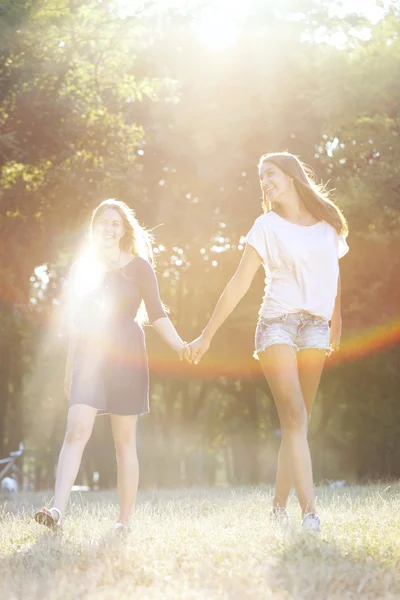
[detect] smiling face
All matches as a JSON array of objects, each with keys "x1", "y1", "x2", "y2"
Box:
[
  {"x1": 259, "y1": 160, "x2": 292, "y2": 205},
  {"x1": 92, "y1": 207, "x2": 126, "y2": 251}
]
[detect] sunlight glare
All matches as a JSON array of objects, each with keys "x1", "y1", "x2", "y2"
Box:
[
  {"x1": 332, "y1": 0, "x2": 389, "y2": 24},
  {"x1": 72, "y1": 253, "x2": 104, "y2": 298},
  {"x1": 194, "y1": 12, "x2": 238, "y2": 50}
]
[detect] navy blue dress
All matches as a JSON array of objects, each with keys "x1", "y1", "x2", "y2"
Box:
[{"x1": 69, "y1": 257, "x2": 167, "y2": 415}]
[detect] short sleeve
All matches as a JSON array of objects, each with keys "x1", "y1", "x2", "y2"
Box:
[
  {"x1": 246, "y1": 217, "x2": 268, "y2": 263},
  {"x1": 136, "y1": 258, "x2": 168, "y2": 323},
  {"x1": 338, "y1": 233, "x2": 349, "y2": 259}
]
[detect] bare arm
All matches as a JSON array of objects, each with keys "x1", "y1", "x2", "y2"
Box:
[
  {"x1": 64, "y1": 326, "x2": 78, "y2": 398},
  {"x1": 64, "y1": 263, "x2": 79, "y2": 398},
  {"x1": 65, "y1": 327, "x2": 78, "y2": 372},
  {"x1": 189, "y1": 245, "x2": 262, "y2": 362},
  {"x1": 152, "y1": 317, "x2": 186, "y2": 358},
  {"x1": 202, "y1": 245, "x2": 262, "y2": 341},
  {"x1": 330, "y1": 271, "x2": 342, "y2": 350}
]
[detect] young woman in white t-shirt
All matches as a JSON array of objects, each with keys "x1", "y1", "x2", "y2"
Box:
[{"x1": 188, "y1": 152, "x2": 348, "y2": 531}]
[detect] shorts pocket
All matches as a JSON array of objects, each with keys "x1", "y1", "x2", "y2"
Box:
[
  {"x1": 312, "y1": 316, "x2": 328, "y2": 326},
  {"x1": 255, "y1": 321, "x2": 269, "y2": 348}
]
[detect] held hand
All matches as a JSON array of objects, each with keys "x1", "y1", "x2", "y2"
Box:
[
  {"x1": 188, "y1": 335, "x2": 211, "y2": 365},
  {"x1": 178, "y1": 341, "x2": 192, "y2": 363},
  {"x1": 329, "y1": 318, "x2": 342, "y2": 352}
]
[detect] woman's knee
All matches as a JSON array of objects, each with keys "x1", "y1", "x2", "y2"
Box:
[
  {"x1": 279, "y1": 402, "x2": 308, "y2": 433},
  {"x1": 114, "y1": 438, "x2": 137, "y2": 463},
  {"x1": 64, "y1": 423, "x2": 92, "y2": 445},
  {"x1": 111, "y1": 416, "x2": 137, "y2": 460}
]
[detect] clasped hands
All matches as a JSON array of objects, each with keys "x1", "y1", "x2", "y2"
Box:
[{"x1": 179, "y1": 335, "x2": 210, "y2": 365}]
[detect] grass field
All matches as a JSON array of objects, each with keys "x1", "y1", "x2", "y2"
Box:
[{"x1": 1, "y1": 485, "x2": 399, "y2": 599}]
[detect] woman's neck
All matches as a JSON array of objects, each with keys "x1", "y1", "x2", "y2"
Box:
[
  {"x1": 273, "y1": 190, "x2": 306, "y2": 222},
  {"x1": 99, "y1": 247, "x2": 122, "y2": 266}
]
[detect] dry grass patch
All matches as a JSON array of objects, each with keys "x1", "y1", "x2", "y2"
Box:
[{"x1": 1, "y1": 485, "x2": 399, "y2": 599}]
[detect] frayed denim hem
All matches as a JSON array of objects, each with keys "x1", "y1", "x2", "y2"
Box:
[
  {"x1": 253, "y1": 340, "x2": 297, "y2": 360},
  {"x1": 253, "y1": 342, "x2": 331, "y2": 360}
]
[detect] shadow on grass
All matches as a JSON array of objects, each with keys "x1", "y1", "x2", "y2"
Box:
[{"x1": 0, "y1": 520, "x2": 136, "y2": 599}]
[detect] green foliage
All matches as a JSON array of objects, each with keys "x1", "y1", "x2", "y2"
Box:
[{"x1": 1, "y1": 0, "x2": 399, "y2": 485}]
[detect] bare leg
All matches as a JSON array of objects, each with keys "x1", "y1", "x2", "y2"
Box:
[
  {"x1": 259, "y1": 345, "x2": 316, "y2": 514},
  {"x1": 110, "y1": 414, "x2": 138, "y2": 525},
  {"x1": 53, "y1": 404, "x2": 97, "y2": 520},
  {"x1": 272, "y1": 349, "x2": 326, "y2": 509}
]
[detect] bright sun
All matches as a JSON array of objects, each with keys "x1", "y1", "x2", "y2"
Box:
[
  {"x1": 113, "y1": 0, "x2": 387, "y2": 51},
  {"x1": 193, "y1": 11, "x2": 239, "y2": 50}
]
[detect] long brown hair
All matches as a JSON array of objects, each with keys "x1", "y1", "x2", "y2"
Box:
[{"x1": 258, "y1": 152, "x2": 348, "y2": 236}]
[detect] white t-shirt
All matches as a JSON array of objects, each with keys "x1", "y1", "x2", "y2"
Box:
[{"x1": 246, "y1": 211, "x2": 349, "y2": 321}]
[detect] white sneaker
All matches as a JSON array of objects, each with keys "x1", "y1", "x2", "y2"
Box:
[
  {"x1": 113, "y1": 522, "x2": 129, "y2": 536},
  {"x1": 302, "y1": 512, "x2": 320, "y2": 532},
  {"x1": 270, "y1": 507, "x2": 290, "y2": 526}
]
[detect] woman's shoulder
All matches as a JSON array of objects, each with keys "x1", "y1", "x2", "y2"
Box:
[
  {"x1": 251, "y1": 211, "x2": 278, "y2": 230},
  {"x1": 124, "y1": 255, "x2": 154, "y2": 275},
  {"x1": 126, "y1": 255, "x2": 151, "y2": 267},
  {"x1": 321, "y1": 221, "x2": 341, "y2": 238}
]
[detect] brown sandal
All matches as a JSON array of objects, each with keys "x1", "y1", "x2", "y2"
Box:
[{"x1": 34, "y1": 507, "x2": 61, "y2": 529}]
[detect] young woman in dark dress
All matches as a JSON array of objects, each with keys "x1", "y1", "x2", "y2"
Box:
[{"x1": 35, "y1": 199, "x2": 188, "y2": 531}]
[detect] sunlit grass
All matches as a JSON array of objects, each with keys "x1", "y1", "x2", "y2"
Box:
[{"x1": 1, "y1": 485, "x2": 399, "y2": 598}]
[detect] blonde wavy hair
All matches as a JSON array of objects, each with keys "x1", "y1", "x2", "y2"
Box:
[{"x1": 258, "y1": 152, "x2": 348, "y2": 236}]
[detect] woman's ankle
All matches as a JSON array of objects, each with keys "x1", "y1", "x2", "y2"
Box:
[
  {"x1": 273, "y1": 497, "x2": 288, "y2": 509},
  {"x1": 301, "y1": 504, "x2": 316, "y2": 516}
]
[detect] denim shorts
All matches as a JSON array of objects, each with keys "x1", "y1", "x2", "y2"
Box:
[{"x1": 254, "y1": 311, "x2": 331, "y2": 359}]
